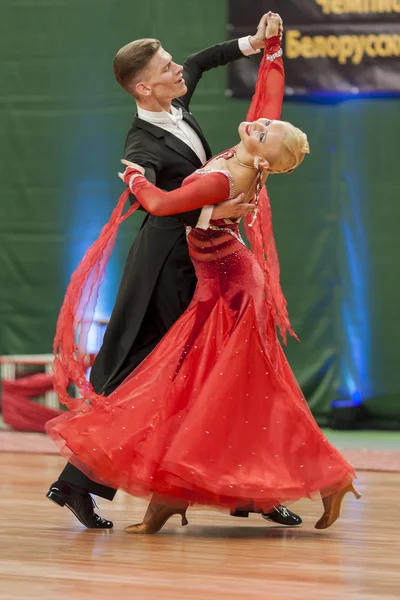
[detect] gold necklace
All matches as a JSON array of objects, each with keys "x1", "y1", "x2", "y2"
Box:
[{"x1": 233, "y1": 150, "x2": 258, "y2": 170}]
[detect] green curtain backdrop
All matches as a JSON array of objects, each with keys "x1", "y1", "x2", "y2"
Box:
[{"x1": 1, "y1": 0, "x2": 399, "y2": 426}]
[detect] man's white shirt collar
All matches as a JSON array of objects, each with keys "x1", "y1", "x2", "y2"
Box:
[{"x1": 137, "y1": 105, "x2": 183, "y2": 125}]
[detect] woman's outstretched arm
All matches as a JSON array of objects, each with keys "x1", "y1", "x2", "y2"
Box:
[
  {"x1": 121, "y1": 167, "x2": 234, "y2": 216},
  {"x1": 246, "y1": 15, "x2": 284, "y2": 122}
]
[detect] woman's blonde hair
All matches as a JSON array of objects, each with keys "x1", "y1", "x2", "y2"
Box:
[{"x1": 268, "y1": 123, "x2": 310, "y2": 174}]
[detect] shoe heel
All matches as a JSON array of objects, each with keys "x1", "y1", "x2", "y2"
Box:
[
  {"x1": 46, "y1": 490, "x2": 66, "y2": 507},
  {"x1": 350, "y1": 484, "x2": 362, "y2": 500},
  {"x1": 179, "y1": 510, "x2": 189, "y2": 527}
]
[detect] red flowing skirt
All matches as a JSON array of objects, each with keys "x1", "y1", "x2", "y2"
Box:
[{"x1": 47, "y1": 225, "x2": 355, "y2": 512}]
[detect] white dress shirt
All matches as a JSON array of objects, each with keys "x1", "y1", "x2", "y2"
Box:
[{"x1": 137, "y1": 36, "x2": 260, "y2": 229}]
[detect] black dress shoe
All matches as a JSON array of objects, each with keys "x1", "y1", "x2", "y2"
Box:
[
  {"x1": 46, "y1": 480, "x2": 113, "y2": 529},
  {"x1": 262, "y1": 505, "x2": 302, "y2": 526},
  {"x1": 231, "y1": 505, "x2": 302, "y2": 526}
]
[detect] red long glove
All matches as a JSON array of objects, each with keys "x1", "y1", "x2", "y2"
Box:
[
  {"x1": 247, "y1": 35, "x2": 284, "y2": 122},
  {"x1": 123, "y1": 168, "x2": 232, "y2": 216}
]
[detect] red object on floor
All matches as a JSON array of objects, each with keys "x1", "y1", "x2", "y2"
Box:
[{"x1": 1, "y1": 374, "x2": 62, "y2": 433}]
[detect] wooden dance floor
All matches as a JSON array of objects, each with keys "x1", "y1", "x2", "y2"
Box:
[{"x1": 1, "y1": 452, "x2": 399, "y2": 600}]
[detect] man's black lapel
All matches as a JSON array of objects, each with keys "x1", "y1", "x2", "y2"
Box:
[
  {"x1": 180, "y1": 110, "x2": 213, "y2": 161},
  {"x1": 163, "y1": 133, "x2": 202, "y2": 168}
]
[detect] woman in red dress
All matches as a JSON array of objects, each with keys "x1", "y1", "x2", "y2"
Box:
[{"x1": 47, "y1": 16, "x2": 359, "y2": 534}]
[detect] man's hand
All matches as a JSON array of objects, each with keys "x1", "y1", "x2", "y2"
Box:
[
  {"x1": 211, "y1": 194, "x2": 256, "y2": 220},
  {"x1": 249, "y1": 13, "x2": 270, "y2": 51}
]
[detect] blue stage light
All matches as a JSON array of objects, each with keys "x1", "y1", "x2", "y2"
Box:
[{"x1": 65, "y1": 180, "x2": 117, "y2": 353}]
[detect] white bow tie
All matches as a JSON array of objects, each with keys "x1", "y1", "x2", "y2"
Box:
[{"x1": 170, "y1": 107, "x2": 184, "y2": 125}]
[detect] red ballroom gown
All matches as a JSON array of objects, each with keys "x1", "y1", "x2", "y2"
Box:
[{"x1": 46, "y1": 38, "x2": 355, "y2": 512}]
